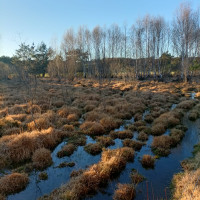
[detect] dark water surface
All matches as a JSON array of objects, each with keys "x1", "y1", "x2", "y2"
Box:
[{"x1": 7, "y1": 111, "x2": 200, "y2": 200}]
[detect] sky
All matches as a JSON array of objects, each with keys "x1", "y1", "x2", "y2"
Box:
[{"x1": 0, "y1": 0, "x2": 200, "y2": 57}]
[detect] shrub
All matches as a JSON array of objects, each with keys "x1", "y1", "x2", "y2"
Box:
[
  {"x1": 57, "y1": 144, "x2": 76, "y2": 158},
  {"x1": 141, "y1": 155, "x2": 155, "y2": 168},
  {"x1": 113, "y1": 184, "x2": 136, "y2": 200},
  {"x1": 84, "y1": 143, "x2": 102, "y2": 155},
  {"x1": 32, "y1": 148, "x2": 52, "y2": 170},
  {"x1": 0, "y1": 173, "x2": 29, "y2": 195}
]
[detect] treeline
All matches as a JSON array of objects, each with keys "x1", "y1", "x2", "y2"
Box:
[{"x1": 0, "y1": 2, "x2": 200, "y2": 82}]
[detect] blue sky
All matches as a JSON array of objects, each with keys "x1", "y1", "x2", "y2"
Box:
[{"x1": 0, "y1": 0, "x2": 199, "y2": 56}]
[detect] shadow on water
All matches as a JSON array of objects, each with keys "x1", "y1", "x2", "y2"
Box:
[{"x1": 7, "y1": 98, "x2": 200, "y2": 200}]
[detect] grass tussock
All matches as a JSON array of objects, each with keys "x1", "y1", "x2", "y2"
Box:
[
  {"x1": 151, "y1": 135, "x2": 172, "y2": 156},
  {"x1": 110, "y1": 130, "x2": 133, "y2": 139},
  {"x1": 84, "y1": 143, "x2": 102, "y2": 155},
  {"x1": 96, "y1": 136, "x2": 115, "y2": 147},
  {"x1": 32, "y1": 148, "x2": 52, "y2": 170},
  {"x1": 100, "y1": 117, "x2": 121, "y2": 131},
  {"x1": 172, "y1": 169, "x2": 200, "y2": 200},
  {"x1": 40, "y1": 147, "x2": 134, "y2": 200},
  {"x1": 0, "y1": 127, "x2": 67, "y2": 165},
  {"x1": 137, "y1": 132, "x2": 148, "y2": 141},
  {"x1": 0, "y1": 173, "x2": 29, "y2": 195},
  {"x1": 176, "y1": 100, "x2": 196, "y2": 110},
  {"x1": 57, "y1": 144, "x2": 76, "y2": 158},
  {"x1": 130, "y1": 169, "x2": 145, "y2": 184},
  {"x1": 113, "y1": 184, "x2": 136, "y2": 200},
  {"x1": 80, "y1": 121, "x2": 105, "y2": 136},
  {"x1": 141, "y1": 154, "x2": 155, "y2": 168}
]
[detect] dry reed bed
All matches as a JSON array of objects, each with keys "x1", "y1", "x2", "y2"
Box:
[{"x1": 39, "y1": 147, "x2": 134, "y2": 200}]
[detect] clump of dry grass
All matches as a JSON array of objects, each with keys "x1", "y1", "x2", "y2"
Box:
[
  {"x1": 96, "y1": 136, "x2": 115, "y2": 147},
  {"x1": 151, "y1": 124, "x2": 166, "y2": 136},
  {"x1": 70, "y1": 169, "x2": 84, "y2": 178},
  {"x1": 144, "y1": 114, "x2": 154, "y2": 123},
  {"x1": 188, "y1": 103, "x2": 200, "y2": 121},
  {"x1": 62, "y1": 124, "x2": 74, "y2": 131},
  {"x1": 113, "y1": 184, "x2": 136, "y2": 200},
  {"x1": 80, "y1": 121, "x2": 105, "y2": 136},
  {"x1": 57, "y1": 106, "x2": 81, "y2": 118},
  {"x1": 176, "y1": 100, "x2": 196, "y2": 110},
  {"x1": 110, "y1": 130, "x2": 133, "y2": 139},
  {"x1": 141, "y1": 154, "x2": 155, "y2": 168},
  {"x1": 84, "y1": 143, "x2": 102, "y2": 155},
  {"x1": 27, "y1": 104, "x2": 41, "y2": 114},
  {"x1": 172, "y1": 169, "x2": 200, "y2": 200},
  {"x1": 40, "y1": 147, "x2": 134, "y2": 200},
  {"x1": 27, "y1": 117, "x2": 51, "y2": 131},
  {"x1": 32, "y1": 148, "x2": 52, "y2": 169},
  {"x1": 0, "y1": 173, "x2": 29, "y2": 195},
  {"x1": 57, "y1": 144, "x2": 76, "y2": 158},
  {"x1": 38, "y1": 172, "x2": 48, "y2": 180},
  {"x1": 130, "y1": 169, "x2": 145, "y2": 184},
  {"x1": 0, "y1": 128, "x2": 67, "y2": 165},
  {"x1": 151, "y1": 135, "x2": 172, "y2": 156},
  {"x1": 137, "y1": 132, "x2": 148, "y2": 141},
  {"x1": 100, "y1": 117, "x2": 121, "y2": 131},
  {"x1": 170, "y1": 128, "x2": 185, "y2": 146},
  {"x1": 123, "y1": 139, "x2": 144, "y2": 151},
  {"x1": 67, "y1": 133, "x2": 87, "y2": 146}
]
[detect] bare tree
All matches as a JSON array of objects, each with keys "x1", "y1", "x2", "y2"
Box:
[{"x1": 172, "y1": 2, "x2": 199, "y2": 82}]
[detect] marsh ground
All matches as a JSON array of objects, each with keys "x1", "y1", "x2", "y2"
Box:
[{"x1": 0, "y1": 78, "x2": 200, "y2": 200}]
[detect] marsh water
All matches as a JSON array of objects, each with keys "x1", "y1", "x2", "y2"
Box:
[{"x1": 7, "y1": 100, "x2": 200, "y2": 200}]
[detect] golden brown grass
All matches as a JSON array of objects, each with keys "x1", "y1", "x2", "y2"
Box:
[
  {"x1": 0, "y1": 173, "x2": 29, "y2": 195},
  {"x1": 0, "y1": 128, "x2": 67, "y2": 165},
  {"x1": 32, "y1": 148, "x2": 52, "y2": 169},
  {"x1": 40, "y1": 147, "x2": 134, "y2": 200},
  {"x1": 113, "y1": 184, "x2": 136, "y2": 200},
  {"x1": 80, "y1": 121, "x2": 105, "y2": 136},
  {"x1": 172, "y1": 169, "x2": 200, "y2": 200},
  {"x1": 62, "y1": 124, "x2": 75, "y2": 131}
]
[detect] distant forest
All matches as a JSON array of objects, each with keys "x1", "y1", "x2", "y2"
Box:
[{"x1": 0, "y1": 2, "x2": 200, "y2": 82}]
